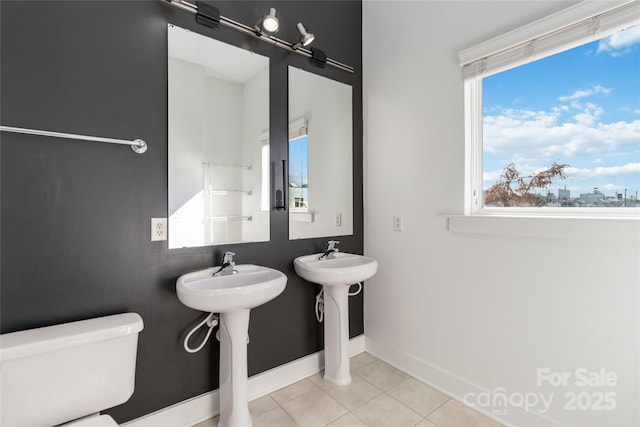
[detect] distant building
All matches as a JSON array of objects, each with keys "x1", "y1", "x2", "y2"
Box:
[
  {"x1": 579, "y1": 188, "x2": 604, "y2": 206},
  {"x1": 545, "y1": 191, "x2": 557, "y2": 204},
  {"x1": 558, "y1": 188, "x2": 570, "y2": 200}
]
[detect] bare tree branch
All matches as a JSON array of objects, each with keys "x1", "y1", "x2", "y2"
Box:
[{"x1": 485, "y1": 162, "x2": 569, "y2": 207}]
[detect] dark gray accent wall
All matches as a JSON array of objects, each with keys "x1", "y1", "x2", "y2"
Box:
[{"x1": 0, "y1": 1, "x2": 362, "y2": 422}]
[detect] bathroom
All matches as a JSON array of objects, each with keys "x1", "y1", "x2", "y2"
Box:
[{"x1": 1, "y1": 1, "x2": 638, "y2": 426}]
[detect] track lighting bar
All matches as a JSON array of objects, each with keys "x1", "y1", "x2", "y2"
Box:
[{"x1": 163, "y1": 0, "x2": 354, "y2": 74}]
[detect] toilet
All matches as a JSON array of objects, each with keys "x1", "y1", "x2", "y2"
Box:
[{"x1": 0, "y1": 312, "x2": 144, "y2": 427}]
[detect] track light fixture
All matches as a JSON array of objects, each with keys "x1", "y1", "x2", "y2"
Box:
[
  {"x1": 292, "y1": 23, "x2": 315, "y2": 50},
  {"x1": 194, "y1": 1, "x2": 220, "y2": 30},
  {"x1": 165, "y1": 0, "x2": 354, "y2": 73},
  {"x1": 255, "y1": 7, "x2": 279, "y2": 34},
  {"x1": 310, "y1": 48, "x2": 327, "y2": 68}
]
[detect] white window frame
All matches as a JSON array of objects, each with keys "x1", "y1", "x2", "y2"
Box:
[{"x1": 461, "y1": 0, "x2": 640, "y2": 220}]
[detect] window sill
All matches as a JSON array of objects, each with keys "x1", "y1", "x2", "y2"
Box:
[
  {"x1": 447, "y1": 213, "x2": 640, "y2": 243},
  {"x1": 290, "y1": 211, "x2": 315, "y2": 223}
]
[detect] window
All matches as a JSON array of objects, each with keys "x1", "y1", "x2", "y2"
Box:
[
  {"x1": 461, "y1": 1, "x2": 640, "y2": 216},
  {"x1": 289, "y1": 135, "x2": 309, "y2": 211},
  {"x1": 288, "y1": 118, "x2": 309, "y2": 211}
]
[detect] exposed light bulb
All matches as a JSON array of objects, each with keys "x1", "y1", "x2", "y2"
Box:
[
  {"x1": 260, "y1": 8, "x2": 279, "y2": 33},
  {"x1": 293, "y1": 22, "x2": 315, "y2": 50}
]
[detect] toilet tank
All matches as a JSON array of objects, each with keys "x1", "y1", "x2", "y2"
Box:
[{"x1": 0, "y1": 313, "x2": 144, "y2": 427}]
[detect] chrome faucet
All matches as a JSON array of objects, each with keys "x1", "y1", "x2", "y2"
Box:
[
  {"x1": 213, "y1": 251, "x2": 237, "y2": 276},
  {"x1": 319, "y1": 240, "x2": 340, "y2": 260}
]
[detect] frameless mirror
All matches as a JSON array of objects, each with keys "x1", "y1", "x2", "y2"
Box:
[
  {"x1": 168, "y1": 24, "x2": 270, "y2": 248},
  {"x1": 288, "y1": 66, "x2": 353, "y2": 239}
]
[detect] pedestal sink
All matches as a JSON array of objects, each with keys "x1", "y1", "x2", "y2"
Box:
[
  {"x1": 294, "y1": 252, "x2": 378, "y2": 385},
  {"x1": 177, "y1": 264, "x2": 287, "y2": 427}
]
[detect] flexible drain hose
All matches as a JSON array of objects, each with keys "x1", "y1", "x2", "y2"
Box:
[
  {"x1": 315, "y1": 282, "x2": 363, "y2": 323},
  {"x1": 315, "y1": 289, "x2": 324, "y2": 322},
  {"x1": 184, "y1": 312, "x2": 219, "y2": 353},
  {"x1": 348, "y1": 282, "x2": 363, "y2": 296}
]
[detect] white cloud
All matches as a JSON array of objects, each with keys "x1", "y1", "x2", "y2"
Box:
[
  {"x1": 483, "y1": 99, "x2": 640, "y2": 162},
  {"x1": 598, "y1": 25, "x2": 640, "y2": 57},
  {"x1": 600, "y1": 183, "x2": 622, "y2": 191},
  {"x1": 566, "y1": 162, "x2": 640, "y2": 179},
  {"x1": 483, "y1": 169, "x2": 503, "y2": 183},
  {"x1": 558, "y1": 85, "x2": 611, "y2": 102}
]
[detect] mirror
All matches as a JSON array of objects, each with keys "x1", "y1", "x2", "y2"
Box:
[
  {"x1": 288, "y1": 66, "x2": 353, "y2": 239},
  {"x1": 168, "y1": 24, "x2": 270, "y2": 248}
]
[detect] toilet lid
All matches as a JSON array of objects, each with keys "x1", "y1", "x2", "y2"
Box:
[{"x1": 63, "y1": 415, "x2": 118, "y2": 427}]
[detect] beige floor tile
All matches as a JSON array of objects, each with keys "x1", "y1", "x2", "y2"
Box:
[
  {"x1": 282, "y1": 387, "x2": 348, "y2": 426},
  {"x1": 427, "y1": 399, "x2": 502, "y2": 426},
  {"x1": 350, "y1": 352, "x2": 378, "y2": 371},
  {"x1": 307, "y1": 372, "x2": 326, "y2": 387},
  {"x1": 354, "y1": 359, "x2": 409, "y2": 390},
  {"x1": 253, "y1": 406, "x2": 299, "y2": 427},
  {"x1": 191, "y1": 416, "x2": 218, "y2": 427},
  {"x1": 326, "y1": 412, "x2": 368, "y2": 427},
  {"x1": 270, "y1": 378, "x2": 317, "y2": 405},
  {"x1": 322, "y1": 373, "x2": 383, "y2": 410},
  {"x1": 387, "y1": 378, "x2": 450, "y2": 417},
  {"x1": 352, "y1": 393, "x2": 423, "y2": 426},
  {"x1": 415, "y1": 418, "x2": 438, "y2": 427},
  {"x1": 249, "y1": 394, "x2": 279, "y2": 418}
]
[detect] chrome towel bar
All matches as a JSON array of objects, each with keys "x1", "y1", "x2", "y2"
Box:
[{"x1": 0, "y1": 125, "x2": 147, "y2": 154}]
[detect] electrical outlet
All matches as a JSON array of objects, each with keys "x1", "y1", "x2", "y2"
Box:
[
  {"x1": 393, "y1": 215, "x2": 404, "y2": 232},
  {"x1": 151, "y1": 218, "x2": 167, "y2": 241},
  {"x1": 336, "y1": 213, "x2": 342, "y2": 227}
]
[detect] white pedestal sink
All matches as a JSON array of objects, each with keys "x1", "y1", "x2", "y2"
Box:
[
  {"x1": 294, "y1": 252, "x2": 378, "y2": 385},
  {"x1": 177, "y1": 265, "x2": 287, "y2": 427}
]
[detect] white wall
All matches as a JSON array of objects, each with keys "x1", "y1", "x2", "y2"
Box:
[
  {"x1": 168, "y1": 58, "x2": 245, "y2": 246},
  {"x1": 168, "y1": 57, "x2": 207, "y2": 248},
  {"x1": 242, "y1": 67, "x2": 270, "y2": 243},
  {"x1": 363, "y1": 2, "x2": 639, "y2": 426}
]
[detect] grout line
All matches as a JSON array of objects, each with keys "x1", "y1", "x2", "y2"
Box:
[
  {"x1": 382, "y1": 391, "x2": 427, "y2": 422},
  {"x1": 424, "y1": 396, "x2": 452, "y2": 422},
  {"x1": 349, "y1": 409, "x2": 368, "y2": 427},
  {"x1": 277, "y1": 403, "x2": 301, "y2": 427},
  {"x1": 195, "y1": 352, "x2": 493, "y2": 427}
]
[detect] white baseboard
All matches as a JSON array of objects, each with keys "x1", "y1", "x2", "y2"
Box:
[
  {"x1": 123, "y1": 335, "x2": 365, "y2": 427},
  {"x1": 364, "y1": 336, "x2": 561, "y2": 427}
]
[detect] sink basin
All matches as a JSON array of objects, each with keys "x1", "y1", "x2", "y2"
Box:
[
  {"x1": 294, "y1": 252, "x2": 378, "y2": 286},
  {"x1": 176, "y1": 264, "x2": 287, "y2": 313}
]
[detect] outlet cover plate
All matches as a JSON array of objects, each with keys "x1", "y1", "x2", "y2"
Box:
[{"x1": 151, "y1": 218, "x2": 167, "y2": 241}]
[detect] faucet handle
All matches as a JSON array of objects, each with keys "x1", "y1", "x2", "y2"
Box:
[
  {"x1": 327, "y1": 240, "x2": 340, "y2": 251},
  {"x1": 223, "y1": 251, "x2": 235, "y2": 264}
]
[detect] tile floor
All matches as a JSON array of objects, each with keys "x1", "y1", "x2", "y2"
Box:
[{"x1": 193, "y1": 353, "x2": 502, "y2": 427}]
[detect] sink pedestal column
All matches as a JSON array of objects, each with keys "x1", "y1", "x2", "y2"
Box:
[
  {"x1": 322, "y1": 285, "x2": 351, "y2": 385},
  {"x1": 218, "y1": 309, "x2": 251, "y2": 427}
]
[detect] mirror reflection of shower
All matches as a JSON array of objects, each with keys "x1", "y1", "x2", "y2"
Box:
[{"x1": 168, "y1": 24, "x2": 270, "y2": 248}]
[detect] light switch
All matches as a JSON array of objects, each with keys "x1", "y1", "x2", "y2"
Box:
[{"x1": 393, "y1": 215, "x2": 403, "y2": 232}]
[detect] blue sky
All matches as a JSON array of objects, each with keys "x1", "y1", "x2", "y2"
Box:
[
  {"x1": 289, "y1": 135, "x2": 308, "y2": 187},
  {"x1": 483, "y1": 25, "x2": 640, "y2": 197}
]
